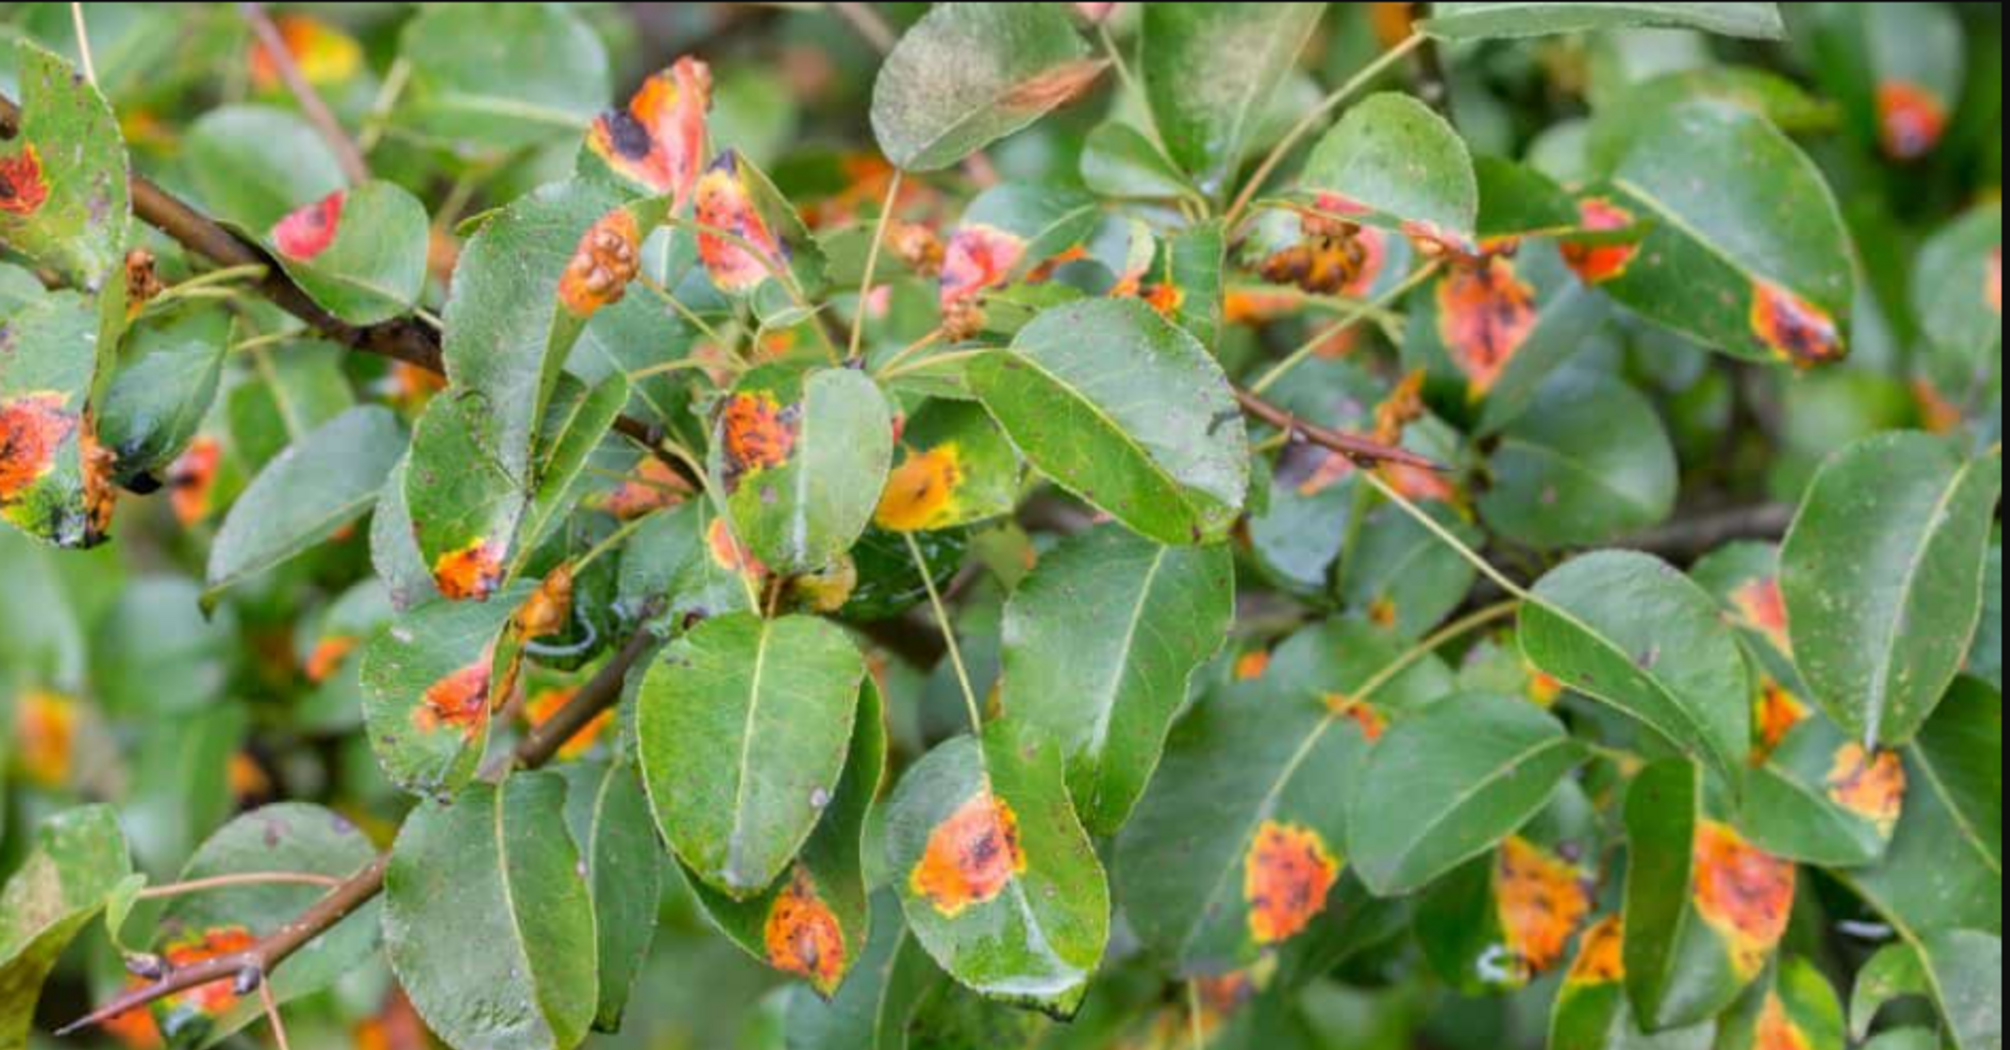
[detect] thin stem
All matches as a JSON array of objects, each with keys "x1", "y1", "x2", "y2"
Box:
[
  {"x1": 1096, "y1": 23, "x2": 1203, "y2": 212},
  {"x1": 259, "y1": 982, "x2": 293, "y2": 1050},
  {"x1": 136, "y1": 872, "x2": 346, "y2": 901},
  {"x1": 1233, "y1": 386, "x2": 1445, "y2": 471},
  {"x1": 848, "y1": 169, "x2": 904, "y2": 362},
  {"x1": 69, "y1": 3, "x2": 98, "y2": 86},
  {"x1": 356, "y1": 57, "x2": 412, "y2": 155},
  {"x1": 161, "y1": 263, "x2": 272, "y2": 298},
  {"x1": 1354, "y1": 601, "x2": 1520, "y2": 704},
  {"x1": 227, "y1": 330, "x2": 296, "y2": 355},
  {"x1": 636, "y1": 272, "x2": 732, "y2": 351},
  {"x1": 904, "y1": 531, "x2": 985, "y2": 737},
  {"x1": 870, "y1": 327, "x2": 946, "y2": 379},
  {"x1": 573, "y1": 512, "x2": 656, "y2": 575},
  {"x1": 1249, "y1": 261, "x2": 1439, "y2": 395},
  {"x1": 1225, "y1": 32, "x2": 1427, "y2": 228},
  {"x1": 241, "y1": 1, "x2": 369, "y2": 184},
  {"x1": 1360, "y1": 469, "x2": 1532, "y2": 601}
]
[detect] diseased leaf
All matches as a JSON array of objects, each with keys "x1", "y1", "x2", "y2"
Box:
[
  {"x1": 1781, "y1": 433, "x2": 2002, "y2": 747},
  {"x1": 1715, "y1": 957, "x2": 1847, "y2": 1050},
  {"x1": 0, "y1": 290, "x2": 113, "y2": 548},
  {"x1": 0, "y1": 39, "x2": 130, "y2": 293},
  {"x1": 0, "y1": 806, "x2": 132, "y2": 1050},
  {"x1": 183, "y1": 106, "x2": 343, "y2": 228},
  {"x1": 875, "y1": 399, "x2": 1020, "y2": 533},
  {"x1": 637, "y1": 612, "x2": 866, "y2": 898},
  {"x1": 999, "y1": 526, "x2": 1235, "y2": 836},
  {"x1": 385, "y1": 773, "x2": 599, "y2": 1050},
  {"x1": 1143, "y1": 3, "x2": 1328, "y2": 197},
  {"x1": 1424, "y1": 3, "x2": 1786, "y2": 40},
  {"x1": 969, "y1": 298, "x2": 1249, "y2": 547},
  {"x1": 97, "y1": 308, "x2": 230, "y2": 485},
  {"x1": 781, "y1": 891, "x2": 938, "y2": 1050},
  {"x1": 872, "y1": 2, "x2": 1103, "y2": 172},
  {"x1": 1299, "y1": 92, "x2": 1479, "y2": 246},
  {"x1": 259, "y1": 182, "x2": 430, "y2": 326},
  {"x1": 1551, "y1": 917, "x2": 1718, "y2": 1050}
]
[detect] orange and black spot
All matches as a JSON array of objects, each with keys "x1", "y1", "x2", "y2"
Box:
[
  {"x1": 875, "y1": 444, "x2": 964, "y2": 531},
  {"x1": 414, "y1": 654, "x2": 494, "y2": 738},
  {"x1": 910, "y1": 790, "x2": 1027, "y2": 917},
  {"x1": 433, "y1": 538, "x2": 505, "y2": 602},
  {"x1": 0, "y1": 144, "x2": 50, "y2": 216},
  {"x1": 272, "y1": 190, "x2": 345, "y2": 262},
  {"x1": 1561, "y1": 197, "x2": 1640, "y2": 285},
  {"x1": 717, "y1": 391, "x2": 798, "y2": 492},
  {"x1": 1244, "y1": 822, "x2": 1341, "y2": 946},
  {"x1": 162, "y1": 926, "x2": 260, "y2": 1016},
  {"x1": 1750, "y1": 281, "x2": 1844, "y2": 367},
  {"x1": 0, "y1": 392, "x2": 78, "y2": 503},
  {"x1": 1567, "y1": 917, "x2": 1626, "y2": 986},
  {"x1": 1324, "y1": 695, "x2": 1388, "y2": 743},
  {"x1": 1692, "y1": 821, "x2": 1796, "y2": 977},
  {"x1": 1437, "y1": 255, "x2": 1537, "y2": 400},
  {"x1": 695, "y1": 152, "x2": 788, "y2": 295},
  {"x1": 1876, "y1": 81, "x2": 1947, "y2": 161},
  {"x1": 558, "y1": 208, "x2": 642, "y2": 319},
  {"x1": 1496, "y1": 836, "x2": 1593, "y2": 981},
  {"x1": 1826, "y1": 743, "x2": 1906, "y2": 836},
  {"x1": 515, "y1": 565, "x2": 575, "y2": 640},
  {"x1": 705, "y1": 516, "x2": 769, "y2": 579},
  {"x1": 1752, "y1": 680, "x2": 1811, "y2": 763},
  {"x1": 765, "y1": 867, "x2": 849, "y2": 996},
  {"x1": 167, "y1": 436, "x2": 222, "y2": 527},
  {"x1": 588, "y1": 57, "x2": 713, "y2": 209}
]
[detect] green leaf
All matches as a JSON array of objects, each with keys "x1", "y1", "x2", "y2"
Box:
[
  {"x1": 969, "y1": 298, "x2": 1249, "y2": 547},
  {"x1": 385, "y1": 773, "x2": 599, "y2": 1050},
  {"x1": 1852, "y1": 933, "x2": 2002, "y2": 1050},
  {"x1": 1117, "y1": 620, "x2": 1454, "y2": 976},
  {"x1": 871, "y1": 2, "x2": 1103, "y2": 172},
  {"x1": 1585, "y1": 68, "x2": 1844, "y2": 177},
  {"x1": 1477, "y1": 371, "x2": 1679, "y2": 550},
  {"x1": 1081, "y1": 121, "x2": 1197, "y2": 201},
  {"x1": 687, "y1": 680, "x2": 886, "y2": 998},
  {"x1": 637, "y1": 612, "x2": 866, "y2": 898},
  {"x1": 1623, "y1": 760, "x2": 1796, "y2": 1031},
  {"x1": 1300, "y1": 92, "x2": 1480, "y2": 243},
  {"x1": 359, "y1": 582, "x2": 534, "y2": 798},
  {"x1": 999, "y1": 526, "x2": 1235, "y2": 836},
  {"x1": 883, "y1": 715, "x2": 1110, "y2": 1017},
  {"x1": 1781, "y1": 433, "x2": 2003, "y2": 747},
  {"x1": 1550, "y1": 918, "x2": 1717, "y2": 1050},
  {"x1": 1741, "y1": 712, "x2": 1903, "y2": 867},
  {"x1": 1143, "y1": 3, "x2": 1328, "y2": 197},
  {"x1": 1349, "y1": 693, "x2": 1586, "y2": 895},
  {"x1": 370, "y1": 456, "x2": 441, "y2": 612},
  {"x1": 183, "y1": 106, "x2": 343, "y2": 228},
  {"x1": 97, "y1": 307, "x2": 230, "y2": 484},
  {"x1": 152, "y1": 804, "x2": 380, "y2": 1049},
  {"x1": 225, "y1": 346, "x2": 353, "y2": 470},
  {"x1": 1522, "y1": 551, "x2": 1752, "y2": 782},
  {"x1": 873, "y1": 399, "x2": 1020, "y2": 533},
  {"x1": 1716, "y1": 957, "x2": 1846, "y2": 1050},
  {"x1": 394, "y1": 2, "x2": 610, "y2": 154},
  {"x1": 1423, "y1": 3, "x2": 1786, "y2": 40},
  {"x1": 0, "y1": 290, "x2": 110, "y2": 548},
  {"x1": 1913, "y1": 203, "x2": 2002, "y2": 361},
  {"x1": 521, "y1": 372, "x2": 631, "y2": 556},
  {"x1": 205, "y1": 406, "x2": 405, "y2": 600},
  {"x1": 0, "y1": 39, "x2": 130, "y2": 291},
  {"x1": 0, "y1": 806, "x2": 132, "y2": 1050},
  {"x1": 261, "y1": 181, "x2": 431, "y2": 326},
  {"x1": 1334, "y1": 498, "x2": 1482, "y2": 641},
  {"x1": 559, "y1": 759, "x2": 664, "y2": 1033},
  {"x1": 1600, "y1": 101, "x2": 1854, "y2": 366},
  {"x1": 708, "y1": 366, "x2": 894, "y2": 574}
]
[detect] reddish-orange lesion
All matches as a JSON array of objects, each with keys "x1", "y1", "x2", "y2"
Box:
[
  {"x1": 1752, "y1": 679, "x2": 1811, "y2": 763},
  {"x1": 248, "y1": 14, "x2": 362, "y2": 91},
  {"x1": 102, "y1": 976, "x2": 164, "y2": 1049},
  {"x1": 1732, "y1": 576, "x2": 1794, "y2": 658},
  {"x1": 12, "y1": 689, "x2": 78, "y2": 789},
  {"x1": 514, "y1": 565, "x2": 575, "y2": 640},
  {"x1": 0, "y1": 392, "x2": 78, "y2": 504},
  {"x1": 1323, "y1": 695, "x2": 1388, "y2": 743},
  {"x1": 1244, "y1": 822, "x2": 1341, "y2": 946},
  {"x1": 0, "y1": 143, "x2": 50, "y2": 216},
  {"x1": 1561, "y1": 197, "x2": 1641, "y2": 285},
  {"x1": 764, "y1": 867, "x2": 849, "y2": 996},
  {"x1": 1140, "y1": 281, "x2": 1186, "y2": 318},
  {"x1": 588, "y1": 57, "x2": 713, "y2": 211},
  {"x1": 304, "y1": 634, "x2": 359, "y2": 684},
  {"x1": 910, "y1": 790, "x2": 1028, "y2": 918},
  {"x1": 162, "y1": 926, "x2": 260, "y2": 1016},
  {"x1": 1750, "y1": 281, "x2": 1844, "y2": 367},
  {"x1": 413, "y1": 651, "x2": 496, "y2": 739},
  {"x1": 1496, "y1": 836, "x2": 1594, "y2": 982},
  {"x1": 1692, "y1": 821, "x2": 1796, "y2": 978},
  {"x1": 596, "y1": 457, "x2": 693, "y2": 520},
  {"x1": 705, "y1": 516, "x2": 769, "y2": 579},
  {"x1": 1825, "y1": 743, "x2": 1907, "y2": 836},
  {"x1": 271, "y1": 190, "x2": 345, "y2": 262},
  {"x1": 80, "y1": 415, "x2": 118, "y2": 543},
  {"x1": 1437, "y1": 254, "x2": 1538, "y2": 401},
  {"x1": 558, "y1": 208, "x2": 642, "y2": 319},
  {"x1": 1527, "y1": 665, "x2": 1565, "y2": 708},
  {"x1": 1260, "y1": 204, "x2": 1386, "y2": 299},
  {"x1": 432, "y1": 538, "x2": 505, "y2": 602},
  {"x1": 717, "y1": 391, "x2": 798, "y2": 491},
  {"x1": 167, "y1": 436, "x2": 223, "y2": 527},
  {"x1": 1233, "y1": 649, "x2": 1272, "y2": 682},
  {"x1": 1402, "y1": 219, "x2": 1481, "y2": 261},
  {"x1": 695, "y1": 152, "x2": 788, "y2": 295},
  {"x1": 1876, "y1": 81, "x2": 1948, "y2": 161},
  {"x1": 1566, "y1": 916, "x2": 1627, "y2": 986},
  {"x1": 524, "y1": 686, "x2": 610, "y2": 761},
  {"x1": 875, "y1": 444, "x2": 965, "y2": 532},
  {"x1": 1988, "y1": 247, "x2": 2002, "y2": 316},
  {"x1": 1756, "y1": 993, "x2": 1814, "y2": 1050},
  {"x1": 938, "y1": 223, "x2": 1028, "y2": 339}
]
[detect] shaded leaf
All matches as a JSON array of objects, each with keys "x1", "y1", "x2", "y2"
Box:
[
  {"x1": 1300, "y1": 92, "x2": 1479, "y2": 244},
  {"x1": 1424, "y1": 3, "x2": 1786, "y2": 40},
  {"x1": 0, "y1": 806, "x2": 132, "y2": 1050},
  {"x1": 0, "y1": 39, "x2": 130, "y2": 292},
  {"x1": 97, "y1": 308, "x2": 230, "y2": 484},
  {"x1": 394, "y1": 2, "x2": 610, "y2": 154},
  {"x1": 559, "y1": 759, "x2": 664, "y2": 1032},
  {"x1": 1143, "y1": 3, "x2": 1328, "y2": 197},
  {"x1": 1477, "y1": 371, "x2": 1678, "y2": 550}
]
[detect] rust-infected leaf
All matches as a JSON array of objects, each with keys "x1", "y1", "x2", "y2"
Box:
[
  {"x1": 939, "y1": 223, "x2": 1028, "y2": 311},
  {"x1": 716, "y1": 390, "x2": 798, "y2": 494},
  {"x1": 1692, "y1": 821, "x2": 1796, "y2": 978},
  {"x1": 432, "y1": 538, "x2": 506, "y2": 602},
  {"x1": 1497, "y1": 836, "x2": 1594, "y2": 981},
  {"x1": 271, "y1": 190, "x2": 345, "y2": 262},
  {"x1": 0, "y1": 393, "x2": 79, "y2": 504},
  {"x1": 413, "y1": 653, "x2": 494, "y2": 739},
  {"x1": 1732, "y1": 576, "x2": 1794, "y2": 658},
  {"x1": 874, "y1": 445, "x2": 963, "y2": 531},
  {"x1": 999, "y1": 59, "x2": 1109, "y2": 115},
  {"x1": 1560, "y1": 197, "x2": 1640, "y2": 285},
  {"x1": 1824, "y1": 743, "x2": 1906, "y2": 837},
  {"x1": 168, "y1": 436, "x2": 222, "y2": 527},
  {"x1": 1876, "y1": 81, "x2": 1947, "y2": 161},
  {"x1": 910, "y1": 790, "x2": 1027, "y2": 919},
  {"x1": 557, "y1": 208, "x2": 642, "y2": 319},
  {"x1": 763, "y1": 868, "x2": 848, "y2": 997},
  {"x1": 1437, "y1": 254, "x2": 1538, "y2": 399},
  {"x1": 694, "y1": 152, "x2": 787, "y2": 295},
  {"x1": 1243, "y1": 821, "x2": 1341, "y2": 946},
  {"x1": 1569, "y1": 916, "x2": 1627, "y2": 986},
  {"x1": 587, "y1": 57, "x2": 712, "y2": 209},
  {"x1": 1753, "y1": 679, "x2": 1812, "y2": 761},
  {"x1": 1750, "y1": 281, "x2": 1845, "y2": 366},
  {"x1": 0, "y1": 143, "x2": 49, "y2": 216},
  {"x1": 159, "y1": 926, "x2": 259, "y2": 1018}
]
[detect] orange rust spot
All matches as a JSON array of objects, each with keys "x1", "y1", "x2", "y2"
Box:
[
  {"x1": 1382, "y1": 462, "x2": 1461, "y2": 506},
  {"x1": 1988, "y1": 247, "x2": 2002, "y2": 316},
  {"x1": 718, "y1": 391, "x2": 797, "y2": 491},
  {"x1": 1370, "y1": 2, "x2": 1417, "y2": 47},
  {"x1": 1368, "y1": 598, "x2": 1399, "y2": 629},
  {"x1": 125, "y1": 249, "x2": 165, "y2": 318},
  {"x1": 875, "y1": 444, "x2": 965, "y2": 532},
  {"x1": 1323, "y1": 695, "x2": 1388, "y2": 741},
  {"x1": 432, "y1": 538, "x2": 505, "y2": 602},
  {"x1": 515, "y1": 565, "x2": 575, "y2": 640},
  {"x1": 1914, "y1": 377, "x2": 1964, "y2": 435},
  {"x1": 589, "y1": 57, "x2": 713, "y2": 210},
  {"x1": 1437, "y1": 255, "x2": 1537, "y2": 401},
  {"x1": 1141, "y1": 282, "x2": 1185, "y2": 317},
  {"x1": 1751, "y1": 281, "x2": 1844, "y2": 367},
  {"x1": 1693, "y1": 821, "x2": 1796, "y2": 978},
  {"x1": 1527, "y1": 666, "x2": 1565, "y2": 708},
  {"x1": 0, "y1": 392, "x2": 78, "y2": 504},
  {"x1": 249, "y1": 14, "x2": 361, "y2": 91},
  {"x1": 1234, "y1": 650, "x2": 1272, "y2": 681},
  {"x1": 1225, "y1": 289, "x2": 1298, "y2": 325},
  {"x1": 525, "y1": 687, "x2": 611, "y2": 761},
  {"x1": 1826, "y1": 744, "x2": 1906, "y2": 836},
  {"x1": 1753, "y1": 680, "x2": 1811, "y2": 762},
  {"x1": 79, "y1": 415, "x2": 118, "y2": 543},
  {"x1": 765, "y1": 867, "x2": 849, "y2": 996},
  {"x1": 910, "y1": 791, "x2": 1027, "y2": 918},
  {"x1": 706, "y1": 516, "x2": 769, "y2": 578},
  {"x1": 1259, "y1": 219, "x2": 1381, "y2": 298},
  {"x1": 305, "y1": 634, "x2": 359, "y2": 684},
  {"x1": 1313, "y1": 192, "x2": 1373, "y2": 218},
  {"x1": 0, "y1": 144, "x2": 49, "y2": 216},
  {"x1": 228, "y1": 751, "x2": 273, "y2": 802},
  {"x1": 558, "y1": 208, "x2": 642, "y2": 319},
  {"x1": 939, "y1": 223, "x2": 1027, "y2": 311},
  {"x1": 1244, "y1": 821, "x2": 1341, "y2": 945},
  {"x1": 13, "y1": 690, "x2": 77, "y2": 789},
  {"x1": 1568, "y1": 916, "x2": 1627, "y2": 985},
  {"x1": 597, "y1": 457, "x2": 692, "y2": 520},
  {"x1": 102, "y1": 979, "x2": 163, "y2": 1050},
  {"x1": 1000, "y1": 59, "x2": 1107, "y2": 114},
  {"x1": 413, "y1": 654, "x2": 494, "y2": 739},
  {"x1": 1373, "y1": 370, "x2": 1428, "y2": 447},
  {"x1": 1732, "y1": 576, "x2": 1794, "y2": 658},
  {"x1": 695, "y1": 152, "x2": 787, "y2": 295},
  {"x1": 1756, "y1": 993, "x2": 1814, "y2": 1050},
  {"x1": 1561, "y1": 197, "x2": 1640, "y2": 285},
  {"x1": 1496, "y1": 836, "x2": 1593, "y2": 981},
  {"x1": 163, "y1": 926, "x2": 259, "y2": 1016},
  {"x1": 888, "y1": 221, "x2": 947, "y2": 278},
  {"x1": 272, "y1": 190, "x2": 345, "y2": 262},
  {"x1": 1877, "y1": 81, "x2": 1947, "y2": 161},
  {"x1": 167, "y1": 436, "x2": 222, "y2": 527},
  {"x1": 1403, "y1": 219, "x2": 1480, "y2": 260}
]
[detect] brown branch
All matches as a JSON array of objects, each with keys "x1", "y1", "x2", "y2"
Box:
[
  {"x1": 58, "y1": 629, "x2": 659, "y2": 1038},
  {"x1": 1234, "y1": 386, "x2": 1448, "y2": 472},
  {"x1": 239, "y1": 2, "x2": 369, "y2": 185}
]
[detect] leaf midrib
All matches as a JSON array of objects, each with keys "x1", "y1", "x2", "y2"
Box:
[
  {"x1": 727, "y1": 620, "x2": 776, "y2": 887},
  {"x1": 1528, "y1": 597, "x2": 1732, "y2": 777},
  {"x1": 1862, "y1": 455, "x2": 1985, "y2": 747}
]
